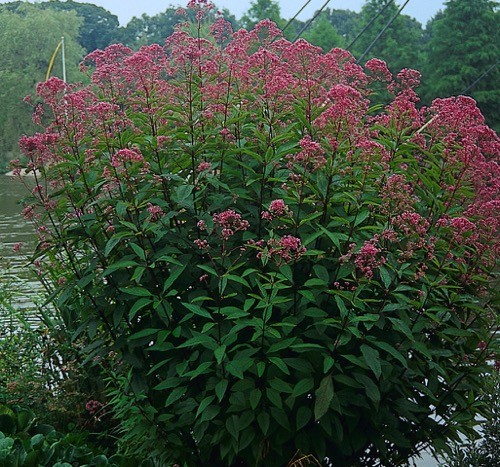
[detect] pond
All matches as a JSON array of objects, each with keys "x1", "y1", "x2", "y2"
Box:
[{"x1": 0, "y1": 174, "x2": 40, "y2": 322}]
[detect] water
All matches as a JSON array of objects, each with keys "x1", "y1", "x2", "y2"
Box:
[{"x1": 0, "y1": 174, "x2": 40, "y2": 322}]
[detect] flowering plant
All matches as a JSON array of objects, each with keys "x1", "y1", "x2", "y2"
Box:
[{"x1": 16, "y1": 2, "x2": 499, "y2": 465}]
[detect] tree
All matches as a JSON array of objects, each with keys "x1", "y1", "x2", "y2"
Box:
[
  {"x1": 326, "y1": 8, "x2": 361, "y2": 46},
  {"x1": 352, "y1": 0, "x2": 424, "y2": 73},
  {"x1": 40, "y1": 0, "x2": 120, "y2": 52},
  {"x1": 241, "y1": 0, "x2": 284, "y2": 29},
  {"x1": 423, "y1": 0, "x2": 500, "y2": 130},
  {"x1": 302, "y1": 12, "x2": 346, "y2": 51},
  {"x1": 16, "y1": 4, "x2": 500, "y2": 466},
  {"x1": 113, "y1": 7, "x2": 239, "y2": 49},
  {"x1": 0, "y1": 3, "x2": 85, "y2": 169}
]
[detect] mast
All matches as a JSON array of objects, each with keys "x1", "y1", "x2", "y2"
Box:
[{"x1": 61, "y1": 36, "x2": 67, "y2": 83}]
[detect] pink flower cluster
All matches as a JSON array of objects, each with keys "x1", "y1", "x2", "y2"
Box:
[
  {"x1": 261, "y1": 199, "x2": 289, "y2": 220},
  {"x1": 354, "y1": 240, "x2": 386, "y2": 280},
  {"x1": 85, "y1": 399, "x2": 104, "y2": 415},
  {"x1": 110, "y1": 148, "x2": 146, "y2": 168},
  {"x1": 286, "y1": 136, "x2": 326, "y2": 172},
  {"x1": 213, "y1": 209, "x2": 250, "y2": 240},
  {"x1": 263, "y1": 235, "x2": 307, "y2": 264},
  {"x1": 147, "y1": 203, "x2": 164, "y2": 222},
  {"x1": 381, "y1": 174, "x2": 416, "y2": 214}
]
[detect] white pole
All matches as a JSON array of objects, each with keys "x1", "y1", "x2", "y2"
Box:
[{"x1": 61, "y1": 36, "x2": 67, "y2": 83}]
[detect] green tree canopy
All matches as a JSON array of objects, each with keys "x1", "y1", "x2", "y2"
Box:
[
  {"x1": 424, "y1": 0, "x2": 500, "y2": 129},
  {"x1": 326, "y1": 8, "x2": 361, "y2": 45},
  {"x1": 113, "y1": 7, "x2": 239, "y2": 49},
  {"x1": 241, "y1": 0, "x2": 284, "y2": 29},
  {"x1": 40, "y1": 0, "x2": 120, "y2": 52},
  {"x1": 302, "y1": 12, "x2": 346, "y2": 51},
  {"x1": 352, "y1": 0, "x2": 424, "y2": 74},
  {"x1": 0, "y1": 3, "x2": 85, "y2": 168}
]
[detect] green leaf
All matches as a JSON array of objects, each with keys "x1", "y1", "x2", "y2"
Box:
[
  {"x1": 257, "y1": 412, "x2": 270, "y2": 435},
  {"x1": 173, "y1": 184, "x2": 194, "y2": 206},
  {"x1": 334, "y1": 295, "x2": 349, "y2": 318},
  {"x1": 354, "y1": 373, "x2": 380, "y2": 405},
  {"x1": 226, "y1": 361, "x2": 244, "y2": 379},
  {"x1": 270, "y1": 407, "x2": 291, "y2": 430},
  {"x1": 225, "y1": 274, "x2": 249, "y2": 288},
  {"x1": 197, "y1": 264, "x2": 219, "y2": 277},
  {"x1": 182, "y1": 302, "x2": 213, "y2": 320},
  {"x1": 267, "y1": 388, "x2": 283, "y2": 409},
  {"x1": 164, "y1": 387, "x2": 185, "y2": 407},
  {"x1": 323, "y1": 356, "x2": 335, "y2": 373},
  {"x1": 388, "y1": 318, "x2": 414, "y2": 341},
  {"x1": 361, "y1": 345, "x2": 382, "y2": 379},
  {"x1": 379, "y1": 266, "x2": 392, "y2": 289},
  {"x1": 314, "y1": 375, "x2": 334, "y2": 421},
  {"x1": 214, "y1": 345, "x2": 226, "y2": 364},
  {"x1": 104, "y1": 235, "x2": 122, "y2": 257},
  {"x1": 129, "y1": 297, "x2": 152, "y2": 321},
  {"x1": 120, "y1": 286, "x2": 152, "y2": 297},
  {"x1": 296, "y1": 406, "x2": 312, "y2": 430},
  {"x1": 129, "y1": 328, "x2": 159, "y2": 340},
  {"x1": 154, "y1": 376, "x2": 181, "y2": 391},
  {"x1": 369, "y1": 340, "x2": 408, "y2": 368},
  {"x1": 215, "y1": 379, "x2": 229, "y2": 402},
  {"x1": 163, "y1": 264, "x2": 187, "y2": 292},
  {"x1": 129, "y1": 242, "x2": 146, "y2": 261},
  {"x1": 292, "y1": 378, "x2": 314, "y2": 398},
  {"x1": 268, "y1": 357, "x2": 290, "y2": 375},
  {"x1": 250, "y1": 389, "x2": 262, "y2": 410},
  {"x1": 196, "y1": 395, "x2": 215, "y2": 419},
  {"x1": 103, "y1": 259, "x2": 139, "y2": 276},
  {"x1": 226, "y1": 415, "x2": 240, "y2": 441},
  {"x1": 185, "y1": 361, "x2": 212, "y2": 379}
]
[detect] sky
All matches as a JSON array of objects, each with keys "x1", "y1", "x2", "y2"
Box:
[{"x1": 45, "y1": 0, "x2": 445, "y2": 27}]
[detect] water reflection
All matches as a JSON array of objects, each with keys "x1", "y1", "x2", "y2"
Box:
[{"x1": 0, "y1": 174, "x2": 40, "y2": 320}]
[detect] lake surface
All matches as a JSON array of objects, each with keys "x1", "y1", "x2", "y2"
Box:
[{"x1": 0, "y1": 174, "x2": 40, "y2": 321}]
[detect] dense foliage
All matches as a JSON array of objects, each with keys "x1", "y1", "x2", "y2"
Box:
[
  {"x1": 14, "y1": 2, "x2": 500, "y2": 464},
  {"x1": 441, "y1": 370, "x2": 500, "y2": 466}
]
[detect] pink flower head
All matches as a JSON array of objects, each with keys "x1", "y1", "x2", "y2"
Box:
[
  {"x1": 365, "y1": 58, "x2": 392, "y2": 82},
  {"x1": 354, "y1": 240, "x2": 386, "y2": 279},
  {"x1": 147, "y1": 203, "x2": 164, "y2": 221},
  {"x1": 110, "y1": 148, "x2": 145, "y2": 168},
  {"x1": 194, "y1": 238, "x2": 209, "y2": 250},
  {"x1": 262, "y1": 199, "x2": 289, "y2": 220},
  {"x1": 264, "y1": 235, "x2": 307, "y2": 264},
  {"x1": 197, "y1": 161, "x2": 211, "y2": 172},
  {"x1": 213, "y1": 209, "x2": 249, "y2": 239},
  {"x1": 12, "y1": 242, "x2": 23, "y2": 253},
  {"x1": 269, "y1": 199, "x2": 286, "y2": 215},
  {"x1": 287, "y1": 136, "x2": 326, "y2": 172},
  {"x1": 85, "y1": 399, "x2": 104, "y2": 415}
]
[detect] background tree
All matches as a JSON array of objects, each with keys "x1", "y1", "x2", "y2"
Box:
[
  {"x1": 326, "y1": 8, "x2": 361, "y2": 46},
  {"x1": 113, "y1": 7, "x2": 239, "y2": 49},
  {"x1": 240, "y1": 0, "x2": 284, "y2": 29},
  {"x1": 301, "y1": 12, "x2": 346, "y2": 51},
  {"x1": 112, "y1": 9, "x2": 181, "y2": 49},
  {"x1": 40, "y1": 0, "x2": 120, "y2": 52},
  {"x1": 423, "y1": 0, "x2": 500, "y2": 130},
  {"x1": 351, "y1": 0, "x2": 424, "y2": 73},
  {"x1": 0, "y1": 3, "x2": 85, "y2": 170}
]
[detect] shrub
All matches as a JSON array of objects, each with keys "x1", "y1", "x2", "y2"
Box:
[
  {"x1": 0, "y1": 403, "x2": 121, "y2": 466},
  {"x1": 440, "y1": 367, "x2": 500, "y2": 466},
  {"x1": 15, "y1": 2, "x2": 500, "y2": 465}
]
